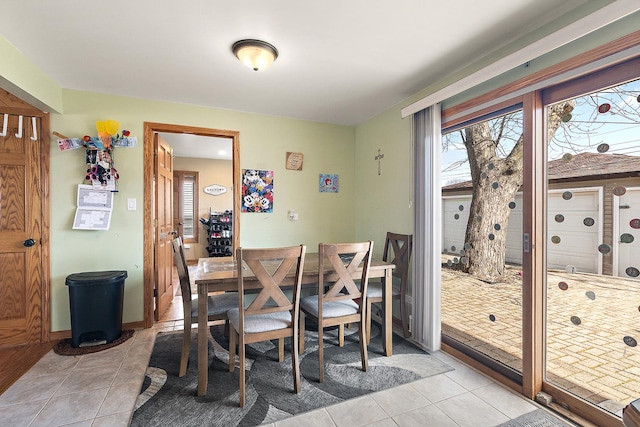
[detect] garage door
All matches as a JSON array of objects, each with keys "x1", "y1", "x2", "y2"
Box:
[
  {"x1": 616, "y1": 187, "x2": 640, "y2": 280},
  {"x1": 442, "y1": 187, "x2": 602, "y2": 273},
  {"x1": 547, "y1": 188, "x2": 602, "y2": 274}
]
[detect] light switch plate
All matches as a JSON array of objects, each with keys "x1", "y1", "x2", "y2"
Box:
[{"x1": 127, "y1": 198, "x2": 136, "y2": 211}]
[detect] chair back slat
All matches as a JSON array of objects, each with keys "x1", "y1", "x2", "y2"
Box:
[
  {"x1": 319, "y1": 241, "x2": 373, "y2": 304},
  {"x1": 171, "y1": 237, "x2": 192, "y2": 303},
  {"x1": 236, "y1": 245, "x2": 306, "y2": 321},
  {"x1": 383, "y1": 232, "x2": 412, "y2": 283}
]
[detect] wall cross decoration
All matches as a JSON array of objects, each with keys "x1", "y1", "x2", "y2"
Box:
[{"x1": 375, "y1": 149, "x2": 384, "y2": 175}]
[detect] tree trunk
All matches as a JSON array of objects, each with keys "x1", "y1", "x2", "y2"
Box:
[
  {"x1": 460, "y1": 102, "x2": 570, "y2": 282},
  {"x1": 461, "y1": 121, "x2": 523, "y2": 282}
]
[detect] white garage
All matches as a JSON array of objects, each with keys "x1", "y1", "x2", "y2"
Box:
[
  {"x1": 442, "y1": 187, "x2": 603, "y2": 274},
  {"x1": 615, "y1": 187, "x2": 640, "y2": 280}
]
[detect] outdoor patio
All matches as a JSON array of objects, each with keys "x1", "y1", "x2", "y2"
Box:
[{"x1": 441, "y1": 260, "x2": 640, "y2": 415}]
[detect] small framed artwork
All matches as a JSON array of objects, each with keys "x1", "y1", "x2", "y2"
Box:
[
  {"x1": 286, "y1": 152, "x2": 304, "y2": 170},
  {"x1": 319, "y1": 174, "x2": 339, "y2": 193}
]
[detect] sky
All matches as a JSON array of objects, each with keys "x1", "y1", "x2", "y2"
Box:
[{"x1": 441, "y1": 79, "x2": 640, "y2": 186}]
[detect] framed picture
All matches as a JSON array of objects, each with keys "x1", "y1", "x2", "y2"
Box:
[
  {"x1": 241, "y1": 169, "x2": 274, "y2": 213},
  {"x1": 285, "y1": 152, "x2": 303, "y2": 170},
  {"x1": 319, "y1": 173, "x2": 339, "y2": 193}
]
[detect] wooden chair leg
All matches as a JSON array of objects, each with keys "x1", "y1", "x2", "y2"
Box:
[
  {"x1": 299, "y1": 312, "x2": 306, "y2": 353},
  {"x1": 339, "y1": 324, "x2": 344, "y2": 347},
  {"x1": 291, "y1": 331, "x2": 301, "y2": 393},
  {"x1": 278, "y1": 338, "x2": 285, "y2": 362},
  {"x1": 318, "y1": 323, "x2": 324, "y2": 383},
  {"x1": 400, "y1": 294, "x2": 410, "y2": 338},
  {"x1": 359, "y1": 318, "x2": 368, "y2": 372},
  {"x1": 239, "y1": 338, "x2": 245, "y2": 407},
  {"x1": 366, "y1": 300, "x2": 373, "y2": 345},
  {"x1": 229, "y1": 327, "x2": 237, "y2": 372},
  {"x1": 179, "y1": 322, "x2": 191, "y2": 377}
]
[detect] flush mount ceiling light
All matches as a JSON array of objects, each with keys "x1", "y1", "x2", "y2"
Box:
[{"x1": 232, "y1": 39, "x2": 278, "y2": 71}]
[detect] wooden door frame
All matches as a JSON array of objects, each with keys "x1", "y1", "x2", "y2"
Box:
[
  {"x1": 0, "y1": 89, "x2": 51, "y2": 344},
  {"x1": 143, "y1": 122, "x2": 240, "y2": 328}
]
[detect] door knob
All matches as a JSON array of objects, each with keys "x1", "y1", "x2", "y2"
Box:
[{"x1": 23, "y1": 238, "x2": 36, "y2": 247}]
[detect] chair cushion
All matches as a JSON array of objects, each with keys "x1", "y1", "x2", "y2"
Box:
[
  {"x1": 300, "y1": 295, "x2": 358, "y2": 318},
  {"x1": 366, "y1": 283, "x2": 401, "y2": 299},
  {"x1": 190, "y1": 292, "x2": 238, "y2": 318},
  {"x1": 227, "y1": 308, "x2": 292, "y2": 334}
]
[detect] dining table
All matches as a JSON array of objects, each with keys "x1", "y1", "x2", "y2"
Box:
[{"x1": 193, "y1": 252, "x2": 395, "y2": 396}]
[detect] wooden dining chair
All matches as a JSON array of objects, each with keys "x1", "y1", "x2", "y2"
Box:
[
  {"x1": 227, "y1": 244, "x2": 307, "y2": 407},
  {"x1": 171, "y1": 237, "x2": 238, "y2": 377},
  {"x1": 299, "y1": 241, "x2": 373, "y2": 383},
  {"x1": 366, "y1": 232, "x2": 412, "y2": 343}
]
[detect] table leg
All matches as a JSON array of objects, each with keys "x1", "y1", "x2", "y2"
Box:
[
  {"x1": 382, "y1": 268, "x2": 393, "y2": 356},
  {"x1": 197, "y1": 283, "x2": 208, "y2": 396}
]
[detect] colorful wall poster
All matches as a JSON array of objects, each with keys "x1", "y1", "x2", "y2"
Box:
[{"x1": 242, "y1": 169, "x2": 274, "y2": 213}]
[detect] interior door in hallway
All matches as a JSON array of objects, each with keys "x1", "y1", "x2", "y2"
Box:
[
  {"x1": 154, "y1": 134, "x2": 174, "y2": 320},
  {"x1": 0, "y1": 113, "x2": 43, "y2": 346}
]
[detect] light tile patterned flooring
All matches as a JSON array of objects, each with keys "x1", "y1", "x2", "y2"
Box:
[{"x1": 0, "y1": 318, "x2": 574, "y2": 427}]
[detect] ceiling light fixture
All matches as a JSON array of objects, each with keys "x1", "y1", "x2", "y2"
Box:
[{"x1": 232, "y1": 39, "x2": 278, "y2": 71}]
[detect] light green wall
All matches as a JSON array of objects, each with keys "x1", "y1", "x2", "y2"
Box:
[
  {"x1": 49, "y1": 89, "x2": 355, "y2": 331},
  {"x1": 354, "y1": 105, "x2": 413, "y2": 260},
  {"x1": 0, "y1": 36, "x2": 63, "y2": 112}
]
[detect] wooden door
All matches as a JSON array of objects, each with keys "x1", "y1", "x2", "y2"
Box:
[
  {"x1": 0, "y1": 113, "x2": 43, "y2": 346},
  {"x1": 154, "y1": 134, "x2": 174, "y2": 320}
]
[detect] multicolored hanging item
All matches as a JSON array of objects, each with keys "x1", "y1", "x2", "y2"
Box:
[{"x1": 56, "y1": 120, "x2": 137, "y2": 191}]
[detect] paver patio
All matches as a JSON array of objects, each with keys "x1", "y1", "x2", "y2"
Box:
[{"x1": 441, "y1": 261, "x2": 640, "y2": 415}]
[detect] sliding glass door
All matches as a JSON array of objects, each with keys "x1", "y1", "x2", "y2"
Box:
[
  {"x1": 542, "y1": 69, "x2": 640, "y2": 419},
  {"x1": 441, "y1": 108, "x2": 525, "y2": 379},
  {"x1": 439, "y1": 55, "x2": 640, "y2": 425}
]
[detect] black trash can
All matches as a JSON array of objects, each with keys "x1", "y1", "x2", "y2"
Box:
[{"x1": 65, "y1": 270, "x2": 127, "y2": 348}]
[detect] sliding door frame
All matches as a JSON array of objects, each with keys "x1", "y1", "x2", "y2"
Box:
[{"x1": 439, "y1": 31, "x2": 640, "y2": 426}]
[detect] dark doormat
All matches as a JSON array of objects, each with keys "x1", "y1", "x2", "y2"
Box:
[{"x1": 53, "y1": 329, "x2": 135, "y2": 356}]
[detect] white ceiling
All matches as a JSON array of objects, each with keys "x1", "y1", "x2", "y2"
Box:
[
  {"x1": 1, "y1": 1, "x2": 617, "y2": 134},
  {"x1": 159, "y1": 133, "x2": 232, "y2": 160}
]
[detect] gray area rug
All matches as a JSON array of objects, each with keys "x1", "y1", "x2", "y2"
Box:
[
  {"x1": 497, "y1": 408, "x2": 573, "y2": 427},
  {"x1": 131, "y1": 323, "x2": 453, "y2": 426}
]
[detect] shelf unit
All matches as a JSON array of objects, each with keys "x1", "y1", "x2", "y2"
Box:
[{"x1": 200, "y1": 210, "x2": 233, "y2": 257}]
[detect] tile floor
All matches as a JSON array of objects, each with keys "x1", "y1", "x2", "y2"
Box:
[{"x1": 0, "y1": 318, "x2": 574, "y2": 427}]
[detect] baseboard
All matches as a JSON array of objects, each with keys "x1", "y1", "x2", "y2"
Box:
[{"x1": 49, "y1": 320, "x2": 147, "y2": 342}]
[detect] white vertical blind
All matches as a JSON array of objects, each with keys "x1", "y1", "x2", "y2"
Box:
[
  {"x1": 183, "y1": 177, "x2": 195, "y2": 238},
  {"x1": 412, "y1": 104, "x2": 442, "y2": 351}
]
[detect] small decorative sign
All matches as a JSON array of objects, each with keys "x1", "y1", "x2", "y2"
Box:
[
  {"x1": 285, "y1": 152, "x2": 304, "y2": 170},
  {"x1": 204, "y1": 184, "x2": 227, "y2": 196}
]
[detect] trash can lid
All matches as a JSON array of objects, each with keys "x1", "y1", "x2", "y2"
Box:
[{"x1": 65, "y1": 270, "x2": 128, "y2": 286}]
